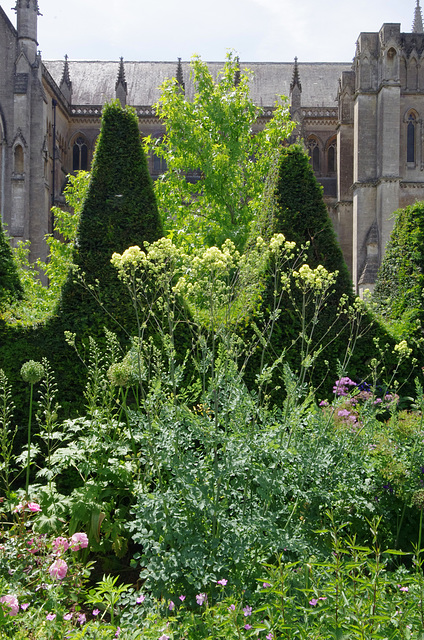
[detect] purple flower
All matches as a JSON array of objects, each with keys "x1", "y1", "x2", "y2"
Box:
[
  {"x1": 63, "y1": 613, "x2": 73, "y2": 620},
  {"x1": 319, "y1": 400, "x2": 329, "y2": 406},
  {"x1": 266, "y1": 634, "x2": 274, "y2": 640},
  {"x1": 136, "y1": 594, "x2": 145, "y2": 604},
  {"x1": 244, "y1": 624, "x2": 252, "y2": 630},
  {"x1": 217, "y1": 578, "x2": 228, "y2": 586},
  {"x1": 227, "y1": 604, "x2": 236, "y2": 611},
  {"x1": 179, "y1": 595, "x2": 186, "y2": 601},
  {"x1": 338, "y1": 409, "x2": 350, "y2": 418},
  {"x1": 243, "y1": 605, "x2": 252, "y2": 617},
  {"x1": 196, "y1": 593, "x2": 206, "y2": 605},
  {"x1": 46, "y1": 613, "x2": 56, "y2": 621},
  {"x1": 21, "y1": 603, "x2": 30, "y2": 611},
  {"x1": 309, "y1": 598, "x2": 319, "y2": 606},
  {"x1": 77, "y1": 613, "x2": 86, "y2": 624},
  {"x1": 400, "y1": 586, "x2": 409, "y2": 592},
  {"x1": 169, "y1": 600, "x2": 175, "y2": 611},
  {"x1": 158, "y1": 636, "x2": 169, "y2": 640},
  {"x1": 262, "y1": 582, "x2": 271, "y2": 588},
  {"x1": 115, "y1": 628, "x2": 121, "y2": 638},
  {"x1": 92, "y1": 609, "x2": 100, "y2": 616}
]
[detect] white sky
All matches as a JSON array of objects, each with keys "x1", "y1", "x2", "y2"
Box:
[{"x1": 2, "y1": 0, "x2": 417, "y2": 63}]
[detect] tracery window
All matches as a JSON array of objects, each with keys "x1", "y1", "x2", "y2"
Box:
[
  {"x1": 72, "y1": 136, "x2": 88, "y2": 171},
  {"x1": 407, "y1": 113, "x2": 416, "y2": 164},
  {"x1": 307, "y1": 137, "x2": 321, "y2": 173}
]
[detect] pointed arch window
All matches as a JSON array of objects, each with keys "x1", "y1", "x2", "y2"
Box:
[
  {"x1": 407, "y1": 113, "x2": 416, "y2": 164},
  {"x1": 14, "y1": 144, "x2": 24, "y2": 174},
  {"x1": 307, "y1": 137, "x2": 321, "y2": 173},
  {"x1": 72, "y1": 136, "x2": 88, "y2": 171},
  {"x1": 327, "y1": 138, "x2": 337, "y2": 174}
]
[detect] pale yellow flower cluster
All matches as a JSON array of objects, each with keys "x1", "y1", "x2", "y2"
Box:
[
  {"x1": 393, "y1": 340, "x2": 412, "y2": 359},
  {"x1": 293, "y1": 264, "x2": 338, "y2": 293}
]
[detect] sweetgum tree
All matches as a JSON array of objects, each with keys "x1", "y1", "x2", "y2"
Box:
[{"x1": 146, "y1": 51, "x2": 294, "y2": 251}]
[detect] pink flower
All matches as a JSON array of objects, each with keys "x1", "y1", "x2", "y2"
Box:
[
  {"x1": 13, "y1": 503, "x2": 24, "y2": 513},
  {"x1": 243, "y1": 605, "x2": 252, "y2": 616},
  {"x1": 158, "y1": 636, "x2": 169, "y2": 640},
  {"x1": 49, "y1": 558, "x2": 68, "y2": 580},
  {"x1": 46, "y1": 613, "x2": 56, "y2": 621},
  {"x1": 309, "y1": 598, "x2": 319, "y2": 606},
  {"x1": 400, "y1": 586, "x2": 409, "y2": 592},
  {"x1": 266, "y1": 634, "x2": 273, "y2": 640},
  {"x1": 196, "y1": 593, "x2": 206, "y2": 605},
  {"x1": 244, "y1": 624, "x2": 252, "y2": 630},
  {"x1": 179, "y1": 595, "x2": 186, "y2": 601},
  {"x1": 92, "y1": 609, "x2": 100, "y2": 616},
  {"x1": 169, "y1": 600, "x2": 175, "y2": 611},
  {"x1": 227, "y1": 604, "x2": 236, "y2": 611},
  {"x1": 27, "y1": 502, "x2": 41, "y2": 512},
  {"x1": 77, "y1": 613, "x2": 86, "y2": 624},
  {"x1": 217, "y1": 578, "x2": 228, "y2": 586},
  {"x1": 70, "y1": 532, "x2": 89, "y2": 551},
  {"x1": 21, "y1": 603, "x2": 30, "y2": 611},
  {"x1": 0, "y1": 595, "x2": 19, "y2": 616},
  {"x1": 262, "y1": 582, "x2": 271, "y2": 588},
  {"x1": 136, "y1": 594, "x2": 145, "y2": 604},
  {"x1": 63, "y1": 613, "x2": 73, "y2": 620},
  {"x1": 53, "y1": 537, "x2": 69, "y2": 554}
]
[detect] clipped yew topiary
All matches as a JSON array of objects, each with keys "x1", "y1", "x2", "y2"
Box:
[
  {"x1": 58, "y1": 100, "x2": 163, "y2": 336},
  {"x1": 243, "y1": 144, "x2": 400, "y2": 393},
  {"x1": 0, "y1": 223, "x2": 22, "y2": 310},
  {"x1": 373, "y1": 201, "x2": 424, "y2": 337},
  {"x1": 0, "y1": 101, "x2": 163, "y2": 420}
]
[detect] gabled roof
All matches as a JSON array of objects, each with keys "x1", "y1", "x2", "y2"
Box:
[{"x1": 43, "y1": 60, "x2": 351, "y2": 108}]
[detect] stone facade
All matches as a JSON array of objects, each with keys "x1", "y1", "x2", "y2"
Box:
[{"x1": 0, "y1": 0, "x2": 423, "y2": 292}]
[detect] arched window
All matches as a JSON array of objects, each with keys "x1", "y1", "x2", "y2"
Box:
[
  {"x1": 308, "y1": 137, "x2": 320, "y2": 173},
  {"x1": 407, "y1": 113, "x2": 416, "y2": 164},
  {"x1": 153, "y1": 153, "x2": 167, "y2": 175},
  {"x1": 14, "y1": 144, "x2": 24, "y2": 174},
  {"x1": 327, "y1": 139, "x2": 336, "y2": 174},
  {"x1": 72, "y1": 136, "x2": 88, "y2": 171}
]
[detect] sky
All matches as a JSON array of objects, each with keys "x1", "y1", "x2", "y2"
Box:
[{"x1": 2, "y1": 0, "x2": 417, "y2": 63}]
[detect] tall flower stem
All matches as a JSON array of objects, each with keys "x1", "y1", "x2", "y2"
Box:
[{"x1": 25, "y1": 382, "x2": 34, "y2": 499}]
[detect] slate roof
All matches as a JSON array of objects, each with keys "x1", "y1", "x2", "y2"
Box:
[{"x1": 43, "y1": 60, "x2": 352, "y2": 108}]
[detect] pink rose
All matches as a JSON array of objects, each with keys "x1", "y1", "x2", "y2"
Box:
[
  {"x1": 27, "y1": 502, "x2": 41, "y2": 512},
  {"x1": 52, "y1": 537, "x2": 69, "y2": 554},
  {"x1": 49, "y1": 558, "x2": 68, "y2": 580},
  {"x1": 0, "y1": 595, "x2": 19, "y2": 616},
  {"x1": 70, "y1": 532, "x2": 89, "y2": 551}
]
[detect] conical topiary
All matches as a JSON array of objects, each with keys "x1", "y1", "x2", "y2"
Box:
[{"x1": 58, "y1": 100, "x2": 163, "y2": 338}]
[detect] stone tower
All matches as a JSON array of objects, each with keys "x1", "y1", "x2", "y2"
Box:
[{"x1": 9, "y1": 0, "x2": 49, "y2": 261}]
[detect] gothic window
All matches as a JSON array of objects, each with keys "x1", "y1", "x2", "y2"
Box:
[
  {"x1": 327, "y1": 138, "x2": 337, "y2": 174},
  {"x1": 407, "y1": 113, "x2": 416, "y2": 164},
  {"x1": 307, "y1": 137, "x2": 321, "y2": 173},
  {"x1": 72, "y1": 136, "x2": 88, "y2": 171},
  {"x1": 153, "y1": 153, "x2": 167, "y2": 175},
  {"x1": 14, "y1": 145, "x2": 24, "y2": 174}
]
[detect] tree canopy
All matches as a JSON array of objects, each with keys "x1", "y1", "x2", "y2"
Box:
[{"x1": 146, "y1": 52, "x2": 295, "y2": 251}]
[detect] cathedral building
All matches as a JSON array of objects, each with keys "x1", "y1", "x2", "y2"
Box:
[{"x1": 0, "y1": 0, "x2": 423, "y2": 293}]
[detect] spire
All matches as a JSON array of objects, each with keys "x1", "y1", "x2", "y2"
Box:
[
  {"x1": 234, "y1": 56, "x2": 241, "y2": 87},
  {"x1": 115, "y1": 57, "x2": 128, "y2": 106},
  {"x1": 59, "y1": 54, "x2": 72, "y2": 102},
  {"x1": 176, "y1": 57, "x2": 185, "y2": 93},
  {"x1": 290, "y1": 56, "x2": 302, "y2": 93},
  {"x1": 413, "y1": 0, "x2": 424, "y2": 33}
]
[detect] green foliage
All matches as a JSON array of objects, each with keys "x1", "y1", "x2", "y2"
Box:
[
  {"x1": 6, "y1": 171, "x2": 89, "y2": 326},
  {"x1": 147, "y1": 51, "x2": 294, "y2": 250},
  {"x1": 373, "y1": 200, "x2": 424, "y2": 338},
  {"x1": 0, "y1": 223, "x2": 22, "y2": 310}
]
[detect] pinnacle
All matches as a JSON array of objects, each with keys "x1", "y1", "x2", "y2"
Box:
[
  {"x1": 115, "y1": 57, "x2": 127, "y2": 92},
  {"x1": 413, "y1": 0, "x2": 424, "y2": 34},
  {"x1": 290, "y1": 57, "x2": 302, "y2": 93}
]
